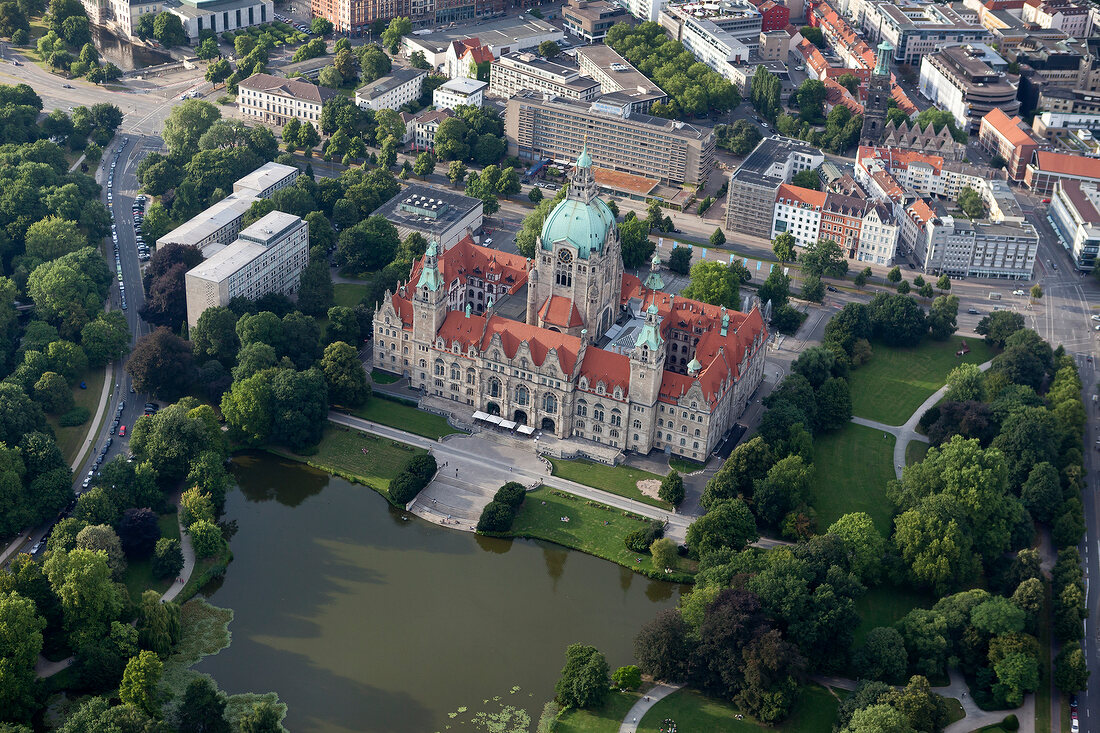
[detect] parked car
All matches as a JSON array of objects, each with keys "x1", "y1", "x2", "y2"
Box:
[
  {"x1": 967, "y1": 308, "x2": 979, "y2": 314},
  {"x1": 119, "y1": 425, "x2": 126, "y2": 437}
]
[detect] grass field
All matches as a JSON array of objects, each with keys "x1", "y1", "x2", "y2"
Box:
[
  {"x1": 556, "y1": 691, "x2": 642, "y2": 733},
  {"x1": 371, "y1": 369, "x2": 402, "y2": 384},
  {"x1": 549, "y1": 458, "x2": 670, "y2": 509},
  {"x1": 669, "y1": 456, "x2": 707, "y2": 474},
  {"x1": 906, "y1": 440, "x2": 930, "y2": 466},
  {"x1": 853, "y1": 584, "x2": 933, "y2": 646},
  {"x1": 351, "y1": 396, "x2": 463, "y2": 440},
  {"x1": 47, "y1": 367, "x2": 107, "y2": 466},
  {"x1": 271, "y1": 424, "x2": 425, "y2": 501},
  {"x1": 637, "y1": 685, "x2": 838, "y2": 732},
  {"x1": 122, "y1": 513, "x2": 181, "y2": 601},
  {"x1": 946, "y1": 698, "x2": 966, "y2": 725},
  {"x1": 812, "y1": 423, "x2": 897, "y2": 534},
  {"x1": 333, "y1": 282, "x2": 371, "y2": 309},
  {"x1": 508, "y1": 486, "x2": 691, "y2": 580},
  {"x1": 847, "y1": 338, "x2": 996, "y2": 425}
]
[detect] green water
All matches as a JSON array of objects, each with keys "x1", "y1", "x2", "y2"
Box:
[{"x1": 195, "y1": 453, "x2": 686, "y2": 733}]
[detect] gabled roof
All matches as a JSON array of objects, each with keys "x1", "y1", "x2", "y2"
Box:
[
  {"x1": 578, "y1": 348, "x2": 630, "y2": 397},
  {"x1": 1032, "y1": 151, "x2": 1100, "y2": 179},
  {"x1": 776, "y1": 183, "x2": 827, "y2": 208},
  {"x1": 405, "y1": 235, "x2": 529, "y2": 296},
  {"x1": 981, "y1": 108, "x2": 1038, "y2": 149},
  {"x1": 237, "y1": 72, "x2": 336, "y2": 104},
  {"x1": 538, "y1": 295, "x2": 585, "y2": 328}
]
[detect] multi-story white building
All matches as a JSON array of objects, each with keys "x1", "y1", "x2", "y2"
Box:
[
  {"x1": 573, "y1": 45, "x2": 668, "y2": 114},
  {"x1": 409, "y1": 109, "x2": 453, "y2": 152},
  {"x1": 355, "y1": 68, "x2": 427, "y2": 111},
  {"x1": 771, "y1": 183, "x2": 825, "y2": 247},
  {"x1": 444, "y1": 38, "x2": 494, "y2": 79},
  {"x1": 157, "y1": 162, "x2": 298, "y2": 254},
  {"x1": 237, "y1": 73, "x2": 335, "y2": 129},
  {"x1": 725, "y1": 136, "x2": 825, "y2": 237},
  {"x1": 916, "y1": 215, "x2": 1038, "y2": 279},
  {"x1": 661, "y1": 0, "x2": 762, "y2": 47},
  {"x1": 185, "y1": 211, "x2": 310, "y2": 328},
  {"x1": 1049, "y1": 179, "x2": 1100, "y2": 271},
  {"x1": 858, "y1": 204, "x2": 900, "y2": 264},
  {"x1": 861, "y1": 0, "x2": 992, "y2": 64},
  {"x1": 169, "y1": 0, "x2": 274, "y2": 42},
  {"x1": 856, "y1": 147, "x2": 1002, "y2": 201},
  {"x1": 624, "y1": 0, "x2": 665, "y2": 21},
  {"x1": 433, "y1": 77, "x2": 487, "y2": 110},
  {"x1": 488, "y1": 52, "x2": 602, "y2": 101},
  {"x1": 918, "y1": 45, "x2": 1019, "y2": 132},
  {"x1": 659, "y1": 2, "x2": 751, "y2": 80},
  {"x1": 1022, "y1": 0, "x2": 1089, "y2": 36}
]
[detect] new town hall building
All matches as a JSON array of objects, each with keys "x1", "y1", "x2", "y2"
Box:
[{"x1": 372, "y1": 149, "x2": 769, "y2": 461}]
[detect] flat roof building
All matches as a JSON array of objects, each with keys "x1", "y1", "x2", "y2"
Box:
[
  {"x1": 573, "y1": 45, "x2": 668, "y2": 114},
  {"x1": 399, "y1": 15, "x2": 564, "y2": 58},
  {"x1": 234, "y1": 161, "x2": 301, "y2": 197},
  {"x1": 164, "y1": 0, "x2": 273, "y2": 43},
  {"x1": 724, "y1": 136, "x2": 825, "y2": 237},
  {"x1": 433, "y1": 77, "x2": 487, "y2": 109},
  {"x1": 355, "y1": 68, "x2": 427, "y2": 111},
  {"x1": 489, "y1": 52, "x2": 602, "y2": 101},
  {"x1": 375, "y1": 184, "x2": 485, "y2": 251},
  {"x1": 505, "y1": 90, "x2": 714, "y2": 188},
  {"x1": 918, "y1": 44, "x2": 1019, "y2": 132},
  {"x1": 1025, "y1": 150, "x2": 1100, "y2": 194},
  {"x1": 562, "y1": 0, "x2": 628, "y2": 41},
  {"x1": 185, "y1": 211, "x2": 310, "y2": 328},
  {"x1": 860, "y1": 1, "x2": 991, "y2": 64},
  {"x1": 659, "y1": 2, "x2": 752, "y2": 78},
  {"x1": 1049, "y1": 178, "x2": 1100, "y2": 270}
]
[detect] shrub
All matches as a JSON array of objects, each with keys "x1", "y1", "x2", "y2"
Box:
[
  {"x1": 405, "y1": 453, "x2": 438, "y2": 483},
  {"x1": 625, "y1": 523, "x2": 663, "y2": 553},
  {"x1": 152, "y1": 537, "x2": 184, "y2": 578},
  {"x1": 477, "y1": 500, "x2": 515, "y2": 533},
  {"x1": 59, "y1": 406, "x2": 90, "y2": 426},
  {"x1": 389, "y1": 473, "x2": 419, "y2": 505},
  {"x1": 494, "y1": 481, "x2": 526, "y2": 509},
  {"x1": 612, "y1": 664, "x2": 642, "y2": 690},
  {"x1": 1002, "y1": 714, "x2": 1019, "y2": 731}
]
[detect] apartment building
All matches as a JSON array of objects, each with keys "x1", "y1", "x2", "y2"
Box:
[
  {"x1": 860, "y1": 1, "x2": 991, "y2": 64},
  {"x1": 918, "y1": 45, "x2": 1019, "y2": 132},
  {"x1": 488, "y1": 52, "x2": 602, "y2": 101},
  {"x1": 1049, "y1": 179, "x2": 1100, "y2": 271},
  {"x1": 573, "y1": 45, "x2": 668, "y2": 114},
  {"x1": 355, "y1": 68, "x2": 427, "y2": 111},
  {"x1": 858, "y1": 204, "x2": 900, "y2": 264},
  {"x1": 408, "y1": 108, "x2": 454, "y2": 152},
  {"x1": 624, "y1": 0, "x2": 664, "y2": 21},
  {"x1": 659, "y1": 2, "x2": 752, "y2": 78},
  {"x1": 821, "y1": 193, "x2": 868, "y2": 256},
  {"x1": 856, "y1": 146, "x2": 1004, "y2": 200},
  {"x1": 1025, "y1": 150, "x2": 1100, "y2": 194},
  {"x1": 433, "y1": 78, "x2": 487, "y2": 110},
  {"x1": 237, "y1": 73, "x2": 335, "y2": 129},
  {"x1": 504, "y1": 90, "x2": 714, "y2": 188},
  {"x1": 1021, "y1": 0, "x2": 1089, "y2": 35},
  {"x1": 376, "y1": 184, "x2": 484, "y2": 251},
  {"x1": 1039, "y1": 87, "x2": 1100, "y2": 115},
  {"x1": 771, "y1": 184, "x2": 826, "y2": 247},
  {"x1": 445, "y1": 38, "x2": 494, "y2": 79},
  {"x1": 562, "y1": 0, "x2": 627, "y2": 41},
  {"x1": 309, "y1": 0, "x2": 502, "y2": 32},
  {"x1": 97, "y1": 0, "x2": 161, "y2": 39},
  {"x1": 978, "y1": 108, "x2": 1041, "y2": 181},
  {"x1": 157, "y1": 162, "x2": 299, "y2": 254},
  {"x1": 749, "y1": 0, "x2": 789, "y2": 30},
  {"x1": 724, "y1": 136, "x2": 825, "y2": 237},
  {"x1": 185, "y1": 212, "x2": 309, "y2": 328}
]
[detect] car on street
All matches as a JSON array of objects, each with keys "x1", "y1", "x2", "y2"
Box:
[
  {"x1": 31, "y1": 541, "x2": 41, "y2": 554},
  {"x1": 82, "y1": 470, "x2": 93, "y2": 488},
  {"x1": 826, "y1": 285, "x2": 838, "y2": 292},
  {"x1": 967, "y1": 308, "x2": 979, "y2": 314},
  {"x1": 1091, "y1": 315, "x2": 1100, "y2": 321},
  {"x1": 1042, "y1": 198, "x2": 1051, "y2": 203},
  {"x1": 1012, "y1": 289, "x2": 1025, "y2": 296},
  {"x1": 119, "y1": 425, "x2": 126, "y2": 437}
]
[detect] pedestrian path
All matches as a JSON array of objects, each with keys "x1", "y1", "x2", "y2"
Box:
[
  {"x1": 619, "y1": 683, "x2": 682, "y2": 733},
  {"x1": 161, "y1": 511, "x2": 195, "y2": 602}
]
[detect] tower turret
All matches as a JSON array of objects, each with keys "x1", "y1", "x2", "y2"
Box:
[
  {"x1": 629, "y1": 302, "x2": 666, "y2": 408},
  {"x1": 412, "y1": 241, "x2": 448, "y2": 346},
  {"x1": 644, "y1": 252, "x2": 665, "y2": 291}
]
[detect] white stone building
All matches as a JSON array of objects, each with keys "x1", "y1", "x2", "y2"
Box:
[
  {"x1": 355, "y1": 68, "x2": 427, "y2": 111},
  {"x1": 771, "y1": 183, "x2": 825, "y2": 247},
  {"x1": 237, "y1": 73, "x2": 335, "y2": 129},
  {"x1": 433, "y1": 78, "x2": 487, "y2": 110},
  {"x1": 858, "y1": 204, "x2": 900, "y2": 264},
  {"x1": 1049, "y1": 179, "x2": 1100, "y2": 271}
]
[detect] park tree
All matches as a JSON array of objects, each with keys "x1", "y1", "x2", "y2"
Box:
[
  {"x1": 136, "y1": 590, "x2": 180, "y2": 659},
  {"x1": 686, "y1": 498, "x2": 758, "y2": 557},
  {"x1": 447, "y1": 160, "x2": 467, "y2": 187},
  {"x1": 658, "y1": 470, "x2": 685, "y2": 508},
  {"x1": 0, "y1": 590, "x2": 46, "y2": 720},
  {"x1": 944, "y1": 363, "x2": 984, "y2": 402},
  {"x1": 161, "y1": 100, "x2": 221, "y2": 158},
  {"x1": 129, "y1": 399, "x2": 225, "y2": 483},
  {"x1": 117, "y1": 508, "x2": 161, "y2": 559},
  {"x1": 736, "y1": 628, "x2": 804, "y2": 723},
  {"x1": 75, "y1": 524, "x2": 126, "y2": 578},
  {"x1": 119, "y1": 650, "x2": 163, "y2": 717},
  {"x1": 801, "y1": 274, "x2": 824, "y2": 303},
  {"x1": 34, "y1": 371, "x2": 73, "y2": 414},
  {"x1": 619, "y1": 216, "x2": 654, "y2": 269},
  {"x1": 297, "y1": 261, "x2": 335, "y2": 318},
  {"x1": 238, "y1": 700, "x2": 287, "y2": 733},
  {"x1": 854, "y1": 627, "x2": 908, "y2": 684},
  {"x1": 682, "y1": 260, "x2": 746, "y2": 309},
  {"x1": 650, "y1": 537, "x2": 678, "y2": 571},
  {"x1": 152, "y1": 11, "x2": 184, "y2": 45},
  {"x1": 772, "y1": 232, "x2": 796, "y2": 263},
  {"x1": 189, "y1": 519, "x2": 224, "y2": 559},
  {"x1": 180, "y1": 487, "x2": 215, "y2": 528},
  {"x1": 126, "y1": 328, "x2": 195, "y2": 400},
  {"x1": 0, "y1": 382, "x2": 48, "y2": 451},
  {"x1": 554, "y1": 643, "x2": 610, "y2": 709},
  {"x1": 928, "y1": 295, "x2": 958, "y2": 340},
  {"x1": 191, "y1": 306, "x2": 240, "y2": 367},
  {"x1": 669, "y1": 246, "x2": 692, "y2": 275},
  {"x1": 381, "y1": 16, "x2": 411, "y2": 52},
  {"x1": 25, "y1": 215, "x2": 86, "y2": 261},
  {"x1": 827, "y1": 512, "x2": 885, "y2": 583},
  {"x1": 634, "y1": 608, "x2": 691, "y2": 682},
  {"x1": 869, "y1": 292, "x2": 926, "y2": 346},
  {"x1": 176, "y1": 677, "x2": 231, "y2": 733},
  {"x1": 205, "y1": 58, "x2": 232, "y2": 88},
  {"x1": 152, "y1": 538, "x2": 184, "y2": 579},
  {"x1": 321, "y1": 341, "x2": 370, "y2": 407},
  {"x1": 976, "y1": 310, "x2": 1025, "y2": 347},
  {"x1": 44, "y1": 548, "x2": 123, "y2": 649},
  {"x1": 337, "y1": 215, "x2": 401, "y2": 273},
  {"x1": 612, "y1": 665, "x2": 642, "y2": 690},
  {"x1": 701, "y1": 436, "x2": 773, "y2": 508},
  {"x1": 80, "y1": 311, "x2": 130, "y2": 367},
  {"x1": 1054, "y1": 645, "x2": 1089, "y2": 693},
  {"x1": 753, "y1": 454, "x2": 814, "y2": 527}
]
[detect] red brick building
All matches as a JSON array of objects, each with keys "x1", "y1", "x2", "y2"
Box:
[{"x1": 821, "y1": 192, "x2": 867, "y2": 257}]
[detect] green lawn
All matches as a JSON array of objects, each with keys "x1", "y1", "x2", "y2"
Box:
[
  {"x1": 549, "y1": 458, "x2": 671, "y2": 509},
  {"x1": 638, "y1": 685, "x2": 838, "y2": 732},
  {"x1": 121, "y1": 513, "x2": 181, "y2": 600},
  {"x1": 853, "y1": 584, "x2": 933, "y2": 646},
  {"x1": 945, "y1": 698, "x2": 966, "y2": 725},
  {"x1": 351, "y1": 395, "x2": 463, "y2": 440},
  {"x1": 270, "y1": 424, "x2": 425, "y2": 501},
  {"x1": 906, "y1": 440, "x2": 930, "y2": 466},
  {"x1": 812, "y1": 423, "x2": 897, "y2": 534},
  {"x1": 556, "y1": 691, "x2": 642, "y2": 733},
  {"x1": 47, "y1": 367, "x2": 107, "y2": 466},
  {"x1": 669, "y1": 456, "x2": 706, "y2": 474},
  {"x1": 333, "y1": 282, "x2": 371, "y2": 309},
  {"x1": 847, "y1": 338, "x2": 996, "y2": 425},
  {"x1": 371, "y1": 369, "x2": 402, "y2": 384},
  {"x1": 508, "y1": 486, "x2": 691, "y2": 581}
]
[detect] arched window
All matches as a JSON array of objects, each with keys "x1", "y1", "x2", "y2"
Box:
[
  {"x1": 610, "y1": 429, "x2": 619, "y2": 439},
  {"x1": 488, "y1": 378, "x2": 502, "y2": 398},
  {"x1": 543, "y1": 393, "x2": 558, "y2": 413},
  {"x1": 695, "y1": 428, "x2": 701, "y2": 437},
  {"x1": 576, "y1": 399, "x2": 588, "y2": 417},
  {"x1": 434, "y1": 359, "x2": 445, "y2": 377},
  {"x1": 467, "y1": 368, "x2": 476, "y2": 384},
  {"x1": 633, "y1": 419, "x2": 642, "y2": 429},
  {"x1": 614, "y1": 388, "x2": 622, "y2": 400},
  {"x1": 610, "y1": 409, "x2": 622, "y2": 427},
  {"x1": 450, "y1": 365, "x2": 460, "y2": 381},
  {"x1": 680, "y1": 438, "x2": 686, "y2": 446},
  {"x1": 419, "y1": 359, "x2": 427, "y2": 368},
  {"x1": 515, "y1": 385, "x2": 530, "y2": 406},
  {"x1": 593, "y1": 405, "x2": 605, "y2": 422}
]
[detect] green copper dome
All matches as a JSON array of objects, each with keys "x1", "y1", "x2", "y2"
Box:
[{"x1": 540, "y1": 197, "x2": 616, "y2": 259}]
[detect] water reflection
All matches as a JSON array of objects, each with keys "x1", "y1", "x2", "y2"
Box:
[
  {"x1": 90, "y1": 24, "x2": 172, "y2": 70},
  {"x1": 198, "y1": 456, "x2": 687, "y2": 733}
]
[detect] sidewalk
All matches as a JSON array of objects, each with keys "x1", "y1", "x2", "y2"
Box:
[
  {"x1": 619, "y1": 684, "x2": 682, "y2": 733},
  {"x1": 160, "y1": 512, "x2": 195, "y2": 603}
]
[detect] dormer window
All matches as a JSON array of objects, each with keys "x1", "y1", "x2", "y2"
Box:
[
  {"x1": 613, "y1": 387, "x2": 622, "y2": 400},
  {"x1": 596, "y1": 383, "x2": 605, "y2": 395},
  {"x1": 579, "y1": 377, "x2": 588, "y2": 391}
]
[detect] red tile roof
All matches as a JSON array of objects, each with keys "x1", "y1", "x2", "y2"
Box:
[
  {"x1": 578, "y1": 348, "x2": 630, "y2": 396},
  {"x1": 1032, "y1": 151, "x2": 1100, "y2": 179},
  {"x1": 981, "y1": 108, "x2": 1037, "y2": 148},
  {"x1": 435, "y1": 311, "x2": 583, "y2": 375},
  {"x1": 406, "y1": 235, "x2": 529, "y2": 297},
  {"x1": 539, "y1": 295, "x2": 585, "y2": 328},
  {"x1": 776, "y1": 183, "x2": 828, "y2": 208}
]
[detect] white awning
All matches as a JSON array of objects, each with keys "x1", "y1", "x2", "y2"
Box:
[
  {"x1": 516, "y1": 425, "x2": 535, "y2": 435},
  {"x1": 472, "y1": 411, "x2": 491, "y2": 421},
  {"x1": 484, "y1": 414, "x2": 503, "y2": 424},
  {"x1": 499, "y1": 420, "x2": 518, "y2": 430}
]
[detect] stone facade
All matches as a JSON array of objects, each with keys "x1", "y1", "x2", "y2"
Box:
[{"x1": 373, "y1": 148, "x2": 769, "y2": 461}]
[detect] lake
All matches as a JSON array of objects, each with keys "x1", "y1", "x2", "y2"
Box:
[
  {"x1": 195, "y1": 452, "x2": 686, "y2": 733},
  {"x1": 91, "y1": 25, "x2": 172, "y2": 71}
]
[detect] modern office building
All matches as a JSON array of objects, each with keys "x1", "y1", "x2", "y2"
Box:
[
  {"x1": 185, "y1": 212, "x2": 309, "y2": 328},
  {"x1": 1038, "y1": 87, "x2": 1100, "y2": 115},
  {"x1": 915, "y1": 212, "x2": 1037, "y2": 279},
  {"x1": 1049, "y1": 179, "x2": 1100, "y2": 271},
  {"x1": 573, "y1": 45, "x2": 668, "y2": 114},
  {"x1": 400, "y1": 16, "x2": 564, "y2": 59},
  {"x1": 860, "y1": 1, "x2": 991, "y2": 64},
  {"x1": 376, "y1": 184, "x2": 485, "y2": 251},
  {"x1": 659, "y1": 2, "x2": 752, "y2": 79},
  {"x1": 978, "y1": 108, "x2": 1041, "y2": 181},
  {"x1": 309, "y1": 0, "x2": 502, "y2": 33},
  {"x1": 488, "y1": 52, "x2": 602, "y2": 101},
  {"x1": 433, "y1": 78, "x2": 487, "y2": 109},
  {"x1": 724, "y1": 136, "x2": 825, "y2": 237},
  {"x1": 661, "y1": 0, "x2": 763, "y2": 46},
  {"x1": 562, "y1": 0, "x2": 628, "y2": 41},
  {"x1": 1025, "y1": 150, "x2": 1100, "y2": 194},
  {"x1": 918, "y1": 45, "x2": 1019, "y2": 132},
  {"x1": 624, "y1": 0, "x2": 664, "y2": 21},
  {"x1": 237, "y1": 73, "x2": 335, "y2": 129},
  {"x1": 355, "y1": 68, "x2": 427, "y2": 111},
  {"x1": 504, "y1": 90, "x2": 714, "y2": 188},
  {"x1": 157, "y1": 163, "x2": 299, "y2": 254}
]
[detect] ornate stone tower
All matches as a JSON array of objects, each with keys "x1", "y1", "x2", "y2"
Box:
[
  {"x1": 629, "y1": 303, "x2": 666, "y2": 407},
  {"x1": 529, "y1": 144, "x2": 623, "y2": 340},
  {"x1": 860, "y1": 40, "x2": 894, "y2": 146},
  {"x1": 412, "y1": 241, "x2": 448, "y2": 346}
]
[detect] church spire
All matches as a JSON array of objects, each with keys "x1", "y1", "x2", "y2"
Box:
[
  {"x1": 644, "y1": 252, "x2": 665, "y2": 291},
  {"x1": 416, "y1": 240, "x2": 442, "y2": 292}
]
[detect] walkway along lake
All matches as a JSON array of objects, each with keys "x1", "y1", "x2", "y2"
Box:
[{"x1": 195, "y1": 452, "x2": 687, "y2": 733}]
